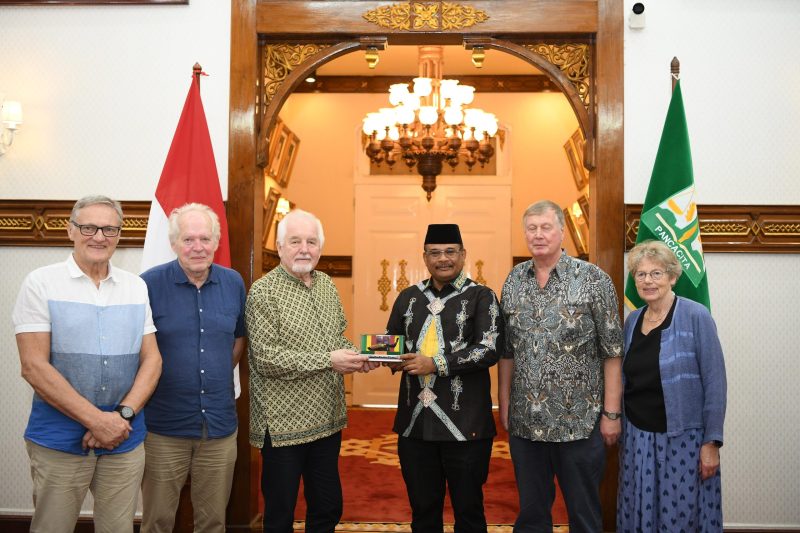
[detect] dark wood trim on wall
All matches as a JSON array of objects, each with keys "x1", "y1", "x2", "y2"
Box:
[
  {"x1": 0, "y1": 200, "x2": 150, "y2": 248},
  {"x1": 2, "y1": 201, "x2": 799, "y2": 256},
  {"x1": 262, "y1": 249, "x2": 353, "y2": 277},
  {"x1": 625, "y1": 204, "x2": 800, "y2": 253},
  {"x1": 294, "y1": 75, "x2": 555, "y2": 94}
]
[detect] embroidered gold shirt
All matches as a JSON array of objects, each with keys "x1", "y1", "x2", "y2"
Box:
[{"x1": 246, "y1": 265, "x2": 355, "y2": 447}]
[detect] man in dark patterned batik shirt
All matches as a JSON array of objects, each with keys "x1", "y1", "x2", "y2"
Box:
[
  {"x1": 386, "y1": 223, "x2": 504, "y2": 533},
  {"x1": 246, "y1": 209, "x2": 373, "y2": 533},
  {"x1": 499, "y1": 200, "x2": 623, "y2": 533}
]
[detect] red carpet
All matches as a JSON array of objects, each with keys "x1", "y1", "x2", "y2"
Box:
[{"x1": 282, "y1": 408, "x2": 568, "y2": 526}]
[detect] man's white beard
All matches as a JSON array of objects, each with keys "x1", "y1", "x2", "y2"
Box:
[{"x1": 292, "y1": 262, "x2": 313, "y2": 274}]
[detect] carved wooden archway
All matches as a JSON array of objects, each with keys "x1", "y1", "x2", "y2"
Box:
[
  {"x1": 257, "y1": 37, "x2": 596, "y2": 170},
  {"x1": 227, "y1": 1, "x2": 623, "y2": 531}
]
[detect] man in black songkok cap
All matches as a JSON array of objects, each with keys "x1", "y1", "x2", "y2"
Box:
[{"x1": 384, "y1": 223, "x2": 504, "y2": 533}]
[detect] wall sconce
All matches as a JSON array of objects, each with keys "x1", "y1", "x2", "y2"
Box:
[
  {"x1": 1, "y1": 98, "x2": 23, "y2": 157},
  {"x1": 275, "y1": 198, "x2": 291, "y2": 220}
]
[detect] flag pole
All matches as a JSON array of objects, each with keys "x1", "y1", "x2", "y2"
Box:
[
  {"x1": 671, "y1": 56, "x2": 680, "y2": 92},
  {"x1": 193, "y1": 62, "x2": 203, "y2": 91}
]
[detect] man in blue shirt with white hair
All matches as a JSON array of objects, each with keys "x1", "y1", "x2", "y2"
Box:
[{"x1": 140, "y1": 202, "x2": 246, "y2": 533}]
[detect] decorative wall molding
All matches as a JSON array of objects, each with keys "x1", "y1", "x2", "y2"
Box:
[
  {"x1": 262, "y1": 249, "x2": 353, "y2": 278},
  {"x1": 2, "y1": 201, "x2": 798, "y2": 255},
  {"x1": 626, "y1": 204, "x2": 800, "y2": 253},
  {"x1": 0, "y1": 200, "x2": 150, "y2": 248}
]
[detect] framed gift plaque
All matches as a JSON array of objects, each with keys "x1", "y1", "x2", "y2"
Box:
[{"x1": 360, "y1": 334, "x2": 404, "y2": 362}]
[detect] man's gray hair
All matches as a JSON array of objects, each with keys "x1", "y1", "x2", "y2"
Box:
[
  {"x1": 71, "y1": 195, "x2": 124, "y2": 224},
  {"x1": 522, "y1": 200, "x2": 565, "y2": 229},
  {"x1": 276, "y1": 209, "x2": 325, "y2": 248},
  {"x1": 167, "y1": 203, "x2": 221, "y2": 244}
]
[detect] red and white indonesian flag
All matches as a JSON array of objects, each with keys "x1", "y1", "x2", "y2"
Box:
[
  {"x1": 141, "y1": 73, "x2": 240, "y2": 396},
  {"x1": 141, "y1": 74, "x2": 230, "y2": 272}
]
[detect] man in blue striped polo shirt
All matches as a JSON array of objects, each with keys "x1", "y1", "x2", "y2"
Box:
[{"x1": 13, "y1": 195, "x2": 163, "y2": 533}]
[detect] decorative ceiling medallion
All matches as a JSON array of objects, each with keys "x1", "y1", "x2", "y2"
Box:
[
  {"x1": 262, "y1": 44, "x2": 331, "y2": 104},
  {"x1": 523, "y1": 44, "x2": 590, "y2": 107},
  {"x1": 363, "y1": 2, "x2": 489, "y2": 31}
]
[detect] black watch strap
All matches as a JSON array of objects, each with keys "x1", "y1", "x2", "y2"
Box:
[
  {"x1": 115, "y1": 405, "x2": 135, "y2": 422},
  {"x1": 602, "y1": 410, "x2": 622, "y2": 420}
]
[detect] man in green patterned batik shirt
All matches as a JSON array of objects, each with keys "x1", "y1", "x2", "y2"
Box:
[{"x1": 246, "y1": 209, "x2": 376, "y2": 533}]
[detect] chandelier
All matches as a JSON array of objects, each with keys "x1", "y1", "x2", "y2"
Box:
[{"x1": 362, "y1": 46, "x2": 499, "y2": 201}]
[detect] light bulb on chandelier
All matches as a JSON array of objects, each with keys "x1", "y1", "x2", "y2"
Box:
[{"x1": 362, "y1": 46, "x2": 499, "y2": 201}]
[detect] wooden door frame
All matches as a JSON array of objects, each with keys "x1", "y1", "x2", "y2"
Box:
[{"x1": 227, "y1": 1, "x2": 623, "y2": 530}]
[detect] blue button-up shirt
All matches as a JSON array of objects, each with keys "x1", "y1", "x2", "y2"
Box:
[{"x1": 142, "y1": 260, "x2": 246, "y2": 439}]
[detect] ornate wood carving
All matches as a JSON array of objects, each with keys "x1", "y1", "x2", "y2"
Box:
[
  {"x1": 626, "y1": 204, "x2": 800, "y2": 253},
  {"x1": 362, "y1": 1, "x2": 489, "y2": 31},
  {"x1": 261, "y1": 249, "x2": 354, "y2": 277},
  {"x1": 377, "y1": 259, "x2": 391, "y2": 310},
  {"x1": 261, "y1": 44, "x2": 332, "y2": 109},
  {"x1": 397, "y1": 259, "x2": 410, "y2": 292},
  {"x1": 293, "y1": 74, "x2": 556, "y2": 94},
  {"x1": 473, "y1": 259, "x2": 487, "y2": 285},
  {"x1": 522, "y1": 43, "x2": 591, "y2": 108},
  {"x1": 0, "y1": 200, "x2": 150, "y2": 247},
  {"x1": 255, "y1": 1, "x2": 598, "y2": 35}
]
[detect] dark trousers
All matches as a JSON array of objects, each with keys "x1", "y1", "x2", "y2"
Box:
[
  {"x1": 398, "y1": 436, "x2": 493, "y2": 533},
  {"x1": 509, "y1": 423, "x2": 605, "y2": 533},
  {"x1": 260, "y1": 431, "x2": 343, "y2": 533}
]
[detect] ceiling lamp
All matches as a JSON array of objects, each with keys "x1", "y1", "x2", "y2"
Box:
[{"x1": 362, "y1": 46, "x2": 499, "y2": 201}]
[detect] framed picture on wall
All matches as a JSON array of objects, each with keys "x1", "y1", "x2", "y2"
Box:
[
  {"x1": 277, "y1": 129, "x2": 300, "y2": 188},
  {"x1": 268, "y1": 122, "x2": 289, "y2": 181},
  {"x1": 263, "y1": 187, "x2": 281, "y2": 250},
  {"x1": 563, "y1": 207, "x2": 589, "y2": 259},
  {"x1": 578, "y1": 193, "x2": 590, "y2": 225},
  {"x1": 571, "y1": 128, "x2": 586, "y2": 169},
  {"x1": 563, "y1": 137, "x2": 588, "y2": 190}
]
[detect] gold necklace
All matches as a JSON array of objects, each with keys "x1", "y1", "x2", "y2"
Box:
[{"x1": 645, "y1": 295, "x2": 674, "y2": 323}]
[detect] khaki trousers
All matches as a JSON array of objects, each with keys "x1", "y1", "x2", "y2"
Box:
[
  {"x1": 26, "y1": 440, "x2": 145, "y2": 533},
  {"x1": 141, "y1": 430, "x2": 237, "y2": 533}
]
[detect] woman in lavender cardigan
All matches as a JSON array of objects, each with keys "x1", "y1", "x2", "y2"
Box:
[{"x1": 618, "y1": 240, "x2": 727, "y2": 532}]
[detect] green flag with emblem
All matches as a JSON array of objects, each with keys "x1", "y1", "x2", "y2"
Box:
[{"x1": 624, "y1": 80, "x2": 711, "y2": 311}]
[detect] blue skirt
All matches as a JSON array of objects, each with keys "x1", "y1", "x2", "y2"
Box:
[{"x1": 617, "y1": 420, "x2": 723, "y2": 532}]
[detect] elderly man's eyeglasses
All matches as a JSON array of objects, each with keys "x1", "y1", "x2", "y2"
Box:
[
  {"x1": 634, "y1": 270, "x2": 665, "y2": 282},
  {"x1": 425, "y1": 248, "x2": 462, "y2": 259},
  {"x1": 71, "y1": 221, "x2": 121, "y2": 238}
]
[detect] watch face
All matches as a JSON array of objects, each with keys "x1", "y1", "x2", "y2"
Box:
[{"x1": 119, "y1": 406, "x2": 135, "y2": 420}]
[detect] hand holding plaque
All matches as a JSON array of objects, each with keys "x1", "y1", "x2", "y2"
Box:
[{"x1": 360, "y1": 334, "x2": 404, "y2": 362}]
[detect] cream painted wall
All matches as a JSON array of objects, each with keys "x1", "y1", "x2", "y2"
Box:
[
  {"x1": 624, "y1": 0, "x2": 800, "y2": 526},
  {"x1": 0, "y1": 1, "x2": 231, "y2": 200},
  {"x1": 0, "y1": 0, "x2": 229, "y2": 516}
]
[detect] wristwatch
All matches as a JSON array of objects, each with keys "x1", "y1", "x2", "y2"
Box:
[
  {"x1": 115, "y1": 405, "x2": 136, "y2": 422},
  {"x1": 602, "y1": 410, "x2": 622, "y2": 420}
]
